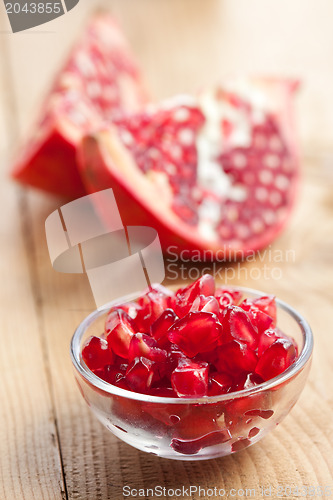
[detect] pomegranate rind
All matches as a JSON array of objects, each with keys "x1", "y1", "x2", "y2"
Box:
[
  {"x1": 78, "y1": 78, "x2": 299, "y2": 258},
  {"x1": 11, "y1": 13, "x2": 148, "y2": 198}
]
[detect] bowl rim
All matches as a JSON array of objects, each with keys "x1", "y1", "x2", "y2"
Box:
[{"x1": 70, "y1": 285, "x2": 313, "y2": 404}]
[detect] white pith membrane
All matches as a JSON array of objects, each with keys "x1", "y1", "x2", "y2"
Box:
[
  {"x1": 193, "y1": 82, "x2": 273, "y2": 242},
  {"x1": 111, "y1": 82, "x2": 295, "y2": 249}
]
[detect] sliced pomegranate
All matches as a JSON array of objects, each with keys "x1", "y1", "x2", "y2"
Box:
[
  {"x1": 78, "y1": 79, "x2": 299, "y2": 257},
  {"x1": 105, "y1": 309, "x2": 136, "y2": 358},
  {"x1": 82, "y1": 336, "x2": 113, "y2": 371},
  {"x1": 168, "y1": 311, "x2": 222, "y2": 358},
  {"x1": 171, "y1": 359, "x2": 209, "y2": 397},
  {"x1": 255, "y1": 338, "x2": 297, "y2": 381},
  {"x1": 12, "y1": 14, "x2": 148, "y2": 198}
]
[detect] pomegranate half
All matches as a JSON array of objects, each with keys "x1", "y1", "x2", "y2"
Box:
[
  {"x1": 78, "y1": 78, "x2": 299, "y2": 258},
  {"x1": 11, "y1": 13, "x2": 148, "y2": 198}
]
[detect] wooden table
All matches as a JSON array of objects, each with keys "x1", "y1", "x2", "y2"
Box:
[{"x1": 0, "y1": 2, "x2": 332, "y2": 499}]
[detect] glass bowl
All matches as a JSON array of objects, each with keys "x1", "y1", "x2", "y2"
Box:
[{"x1": 70, "y1": 286, "x2": 313, "y2": 461}]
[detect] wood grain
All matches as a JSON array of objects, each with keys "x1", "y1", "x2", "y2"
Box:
[
  {"x1": 0, "y1": 10, "x2": 65, "y2": 500},
  {"x1": 1, "y1": 1, "x2": 333, "y2": 499}
]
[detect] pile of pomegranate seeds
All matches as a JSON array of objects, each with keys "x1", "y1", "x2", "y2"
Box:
[{"x1": 82, "y1": 275, "x2": 298, "y2": 398}]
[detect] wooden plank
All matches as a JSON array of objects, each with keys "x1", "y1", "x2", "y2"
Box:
[{"x1": 0, "y1": 10, "x2": 66, "y2": 500}]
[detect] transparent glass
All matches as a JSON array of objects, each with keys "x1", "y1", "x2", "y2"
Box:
[{"x1": 70, "y1": 287, "x2": 313, "y2": 461}]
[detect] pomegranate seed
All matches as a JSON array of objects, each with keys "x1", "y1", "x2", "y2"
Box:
[
  {"x1": 217, "y1": 292, "x2": 234, "y2": 310},
  {"x1": 173, "y1": 411, "x2": 219, "y2": 440},
  {"x1": 190, "y1": 295, "x2": 220, "y2": 315},
  {"x1": 208, "y1": 372, "x2": 233, "y2": 396},
  {"x1": 168, "y1": 311, "x2": 222, "y2": 358},
  {"x1": 125, "y1": 357, "x2": 156, "y2": 393},
  {"x1": 108, "y1": 301, "x2": 141, "y2": 321},
  {"x1": 94, "y1": 363, "x2": 128, "y2": 385},
  {"x1": 215, "y1": 287, "x2": 243, "y2": 305},
  {"x1": 232, "y1": 372, "x2": 264, "y2": 391},
  {"x1": 171, "y1": 428, "x2": 231, "y2": 455},
  {"x1": 248, "y1": 427, "x2": 260, "y2": 438},
  {"x1": 257, "y1": 328, "x2": 279, "y2": 356},
  {"x1": 82, "y1": 336, "x2": 113, "y2": 371},
  {"x1": 215, "y1": 340, "x2": 258, "y2": 374},
  {"x1": 255, "y1": 338, "x2": 297, "y2": 381},
  {"x1": 240, "y1": 301, "x2": 274, "y2": 333},
  {"x1": 81, "y1": 277, "x2": 299, "y2": 403},
  {"x1": 228, "y1": 306, "x2": 259, "y2": 349},
  {"x1": 128, "y1": 333, "x2": 167, "y2": 363},
  {"x1": 105, "y1": 309, "x2": 136, "y2": 358},
  {"x1": 150, "y1": 308, "x2": 179, "y2": 347},
  {"x1": 171, "y1": 359, "x2": 209, "y2": 397},
  {"x1": 172, "y1": 274, "x2": 215, "y2": 317},
  {"x1": 252, "y1": 295, "x2": 277, "y2": 326}
]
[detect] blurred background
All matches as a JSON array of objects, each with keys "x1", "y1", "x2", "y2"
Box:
[{"x1": 2, "y1": 0, "x2": 333, "y2": 159}]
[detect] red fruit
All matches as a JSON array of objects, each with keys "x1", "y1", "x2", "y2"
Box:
[
  {"x1": 12, "y1": 14, "x2": 148, "y2": 198},
  {"x1": 150, "y1": 308, "x2": 179, "y2": 347},
  {"x1": 215, "y1": 287, "x2": 243, "y2": 306},
  {"x1": 257, "y1": 328, "x2": 279, "y2": 357},
  {"x1": 171, "y1": 428, "x2": 231, "y2": 455},
  {"x1": 251, "y1": 296, "x2": 277, "y2": 326},
  {"x1": 105, "y1": 309, "x2": 135, "y2": 358},
  {"x1": 82, "y1": 336, "x2": 113, "y2": 371},
  {"x1": 224, "y1": 391, "x2": 272, "y2": 434},
  {"x1": 171, "y1": 274, "x2": 215, "y2": 317},
  {"x1": 240, "y1": 299, "x2": 274, "y2": 333},
  {"x1": 255, "y1": 338, "x2": 297, "y2": 381},
  {"x1": 228, "y1": 306, "x2": 259, "y2": 349},
  {"x1": 94, "y1": 363, "x2": 126, "y2": 385},
  {"x1": 78, "y1": 79, "x2": 299, "y2": 257},
  {"x1": 216, "y1": 292, "x2": 234, "y2": 311},
  {"x1": 128, "y1": 333, "x2": 167, "y2": 363},
  {"x1": 248, "y1": 427, "x2": 260, "y2": 438},
  {"x1": 171, "y1": 359, "x2": 209, "y2": 398},
  {"x1": 216, "y1": 341, "x2": 258, "y2": 375},
  {"x1": 125, "y1": 357, "x2": 155, "y2": 393},
  {"x1": 190, "y1": 295, "x2": 220, "y2": 315},
  {"x1": 208, "y1": 372, "x2": 233, "y2": 396},
  {"x1": 136, "y1": 285, "x2": 174, "y2": 331},
  {"x1": 109, "y1": 301, "x2": 142, "y2": 322},
  {"x1": 168, "y1": 311, "x2": 222, "y2": 358},
  {"x1": 233, "y1": 372, "x2": 264, "y2": 391}
]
